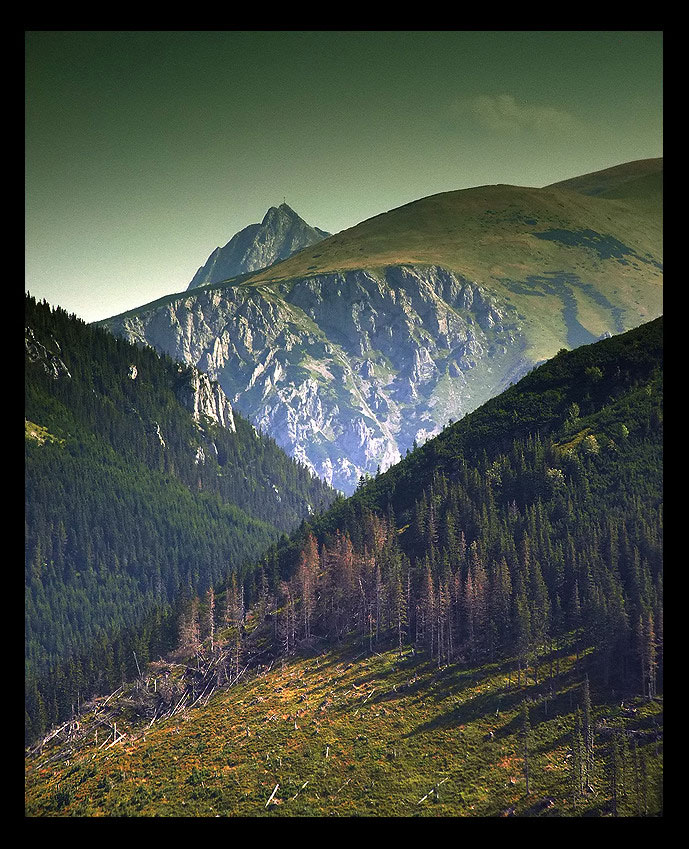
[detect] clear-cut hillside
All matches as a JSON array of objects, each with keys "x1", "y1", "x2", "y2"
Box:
[
  {"x1": 187, "y1": 203, "x2": 329, "y2": 290},
  {"x1": 101, "y1": 159, "x2": 662, "y2": 494}
]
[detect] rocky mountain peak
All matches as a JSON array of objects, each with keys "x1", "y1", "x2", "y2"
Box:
[
  {"x1": 262, "y1": 202, "x2": 298, "y2": 225},
  {"x1": 187, "y1": 204, "x2": 330, "y2": 290},
  {"x1": 106, "y1": 265, "x2": 527, "y2": 493}
]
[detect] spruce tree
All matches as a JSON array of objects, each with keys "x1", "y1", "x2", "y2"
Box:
[
  {"x1": 582, "y1": 675, "x2": 595, "y2": 790},
  {"x1": 521, "y1": 701, "x2": 531, "y2": 796},
  {"x1": 571, "y1": 708, "x2": 585, "y2": 809}
]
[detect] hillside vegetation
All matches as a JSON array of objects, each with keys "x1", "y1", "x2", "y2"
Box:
[
  {"x1": 25, "y1": 295, "x2": 335, "y2": 744},
  {"x1": 26, "y1": 318, "x2": 662, "y2": 815},
  {"x1": 24, "y1": 638, "x2": 663, "y2": 817},
  {"x1": 241, "y1": 159, "x2": 662, "y2": 363}
]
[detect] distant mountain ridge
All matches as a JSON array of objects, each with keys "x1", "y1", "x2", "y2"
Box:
[
  {"x1": 187, "y1": 203, "x2": 330, "y2": 289},
  {"x1": 545, "y1": 156, "x2": 662, "y2": 198},
  {"x1": 103, "y1": 158, "x2": 662, "y2": 494}
]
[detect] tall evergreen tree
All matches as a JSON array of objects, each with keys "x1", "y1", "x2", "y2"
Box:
[{"x1": 522, "y1": 701, "x2": 531, "y2": 796}]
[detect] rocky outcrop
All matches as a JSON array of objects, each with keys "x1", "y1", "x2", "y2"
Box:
[
  {"x1": 175, "y1": 366, "x2": 236, "y2": 433},
  {"x1": 103, "y1": 265, "x2": 526, "y2": 493},
  {"x1": 188, "y1": 203, "x2": 329, "y2": 290},
  {"x1": 25, "y1": 327, "x2": 71, "y2": 380}
]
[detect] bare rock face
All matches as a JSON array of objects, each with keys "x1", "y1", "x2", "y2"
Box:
[
  {"x1": 175, "y1": 366, "x2": 236, "y2": 433},
  {"x1": 187, "y1": 204, "x2": 329, "y2": 290},
  {"x1": 103, "y1": 265, "x2": 527, "y2": 494},
  {"x1": 25, "y1": 327, "x2": 71, "y2": 380}
]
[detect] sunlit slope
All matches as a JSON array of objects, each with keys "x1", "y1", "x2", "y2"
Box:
[
  {"x1": 241, "y1": 161, "x2": 661, "y2": 362},
  {"x1": 546, "y1": 157, "x2": 662, "y2": 200},
  {"x1": 24, "y1": 641, "x2": 663, "y2": 817}
]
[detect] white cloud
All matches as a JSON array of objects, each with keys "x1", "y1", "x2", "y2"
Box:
[{"x1": 450, "y1": 94, "x2": 581, "y2": 134}]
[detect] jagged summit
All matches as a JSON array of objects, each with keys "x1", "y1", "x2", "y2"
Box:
[
  {"x1": 187, "y1": 203, "x2": 330, "y2": 290},
  {"x1": 261, "y1": 202, "x2": 294, "y2": 226}
]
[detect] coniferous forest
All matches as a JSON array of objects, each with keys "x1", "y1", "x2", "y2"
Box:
[
  {"x1": 254, "y1": 316, "x2": 663, "y2": 698},
  {"x1": 25, "y1": 295, "x2": 335, "y2": 742},
  {"x1": 26, "y1": 306, "x2": 662, "y2": 816}
]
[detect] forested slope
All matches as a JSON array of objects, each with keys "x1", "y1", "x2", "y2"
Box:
[
  {"x1": 25, "y1": 318, "x2": 663, "y2": 816},
  {"x1": 270, "y1": 317, "x2": 663, "y2": 694},
  {"x1": 25, "y1": 295, "x2": 334, "y2": 742}
]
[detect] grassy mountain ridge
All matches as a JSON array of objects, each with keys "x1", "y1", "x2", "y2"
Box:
[
  {"x1": 98, "y1": 159, "x2": 661, "y2": 492},
  {"x1": 238, "y1": 159, "x2": 662, "y2": 362},
  {"x1": 110, "y1": 160, "x2": 662, "y2": 364},
  {"x1": 545, "y1": 157, "x2": 662, "y2": 201}
]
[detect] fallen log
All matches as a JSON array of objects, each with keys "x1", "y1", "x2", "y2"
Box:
[
  {"x1": 418, "y1": 777, "x2": 449, "y2": 804},
  {"x1": 265, "y1": 783, "x2": 280, "y2": 808}
]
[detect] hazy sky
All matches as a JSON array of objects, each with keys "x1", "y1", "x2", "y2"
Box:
[{"x1": 26, "y1": 30, "x2": 663, "y2": 323}]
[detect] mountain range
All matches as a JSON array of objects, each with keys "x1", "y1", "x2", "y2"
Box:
[
  {"x1": 24, "y1": 156, "x2": 664, "y2": 815},
  {"x1": 100, "y1": 158, "x2": 662, "y2": 494}
]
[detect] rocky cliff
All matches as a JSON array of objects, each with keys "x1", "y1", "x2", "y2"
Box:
[
  {"x1": 174, "y1": 366, "x2": 236, "y2": 433},
  {"x1": 102, "y1": 161, "x2": 661, "y2": 494},
  {"x1": 188, "y1": 203, "x2": 329, "y2": 290},
  {"x1": 104, "y1": 265, "x2": 526, "y2": 493},
  {"x1": 25, "y1": 326, "x2": 72, "y2": 380}
]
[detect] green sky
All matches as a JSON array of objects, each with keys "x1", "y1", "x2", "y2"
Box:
[{"x1": 25, "y1": 31, "x2": 663, "y2": 322}]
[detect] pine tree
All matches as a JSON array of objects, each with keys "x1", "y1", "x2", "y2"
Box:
[
  {"x1": 468, "y1": 543, "x2": 488, "y2": 662},
  {"x1": 514, "y1": 589, "x2": 531, "y2": 687},
  {"x1": 492, "y1": 556, "x2": 512, "y2": 655},
  {"x1": 278, "y1": 581, "x2": 296, "y2": 656},
  {"x1": 374, "y1": 562, "x2": 384, "y2": 645},
  {"x1": 522, "y1": 701, "x2": 531, "y2": 796},
  {"x1": 643, "y1": 612, "x2": 657, "y2": 699},
  {"x1": 224, "y1": 574, "x2": 244, "y2": 681},
  {"x1": 297, "y1": 533, "x2": 318, "y2": 640},
  {"x1": 177, "y1": 595, "x2": 200, "y2": 658},
  {"x1": 418, "y1": 561, "x2": 435, "y2": 655},
  {"x1": 389, "y1": 556, "x2": 407, "y2": 657},
  {"x1": 528, "y1": 558, "x2": 551, "y2": 683},
  {"x1": 202, "y1": 586, "x2": 215, "y2": 652},
  {"x1": 437, "y1": 576, "x2": 452, "y2": 666},
  {"x1": 582, "y1": 675, "x2": 595, "y2": 790},
  {"x1": 413, "y1": 491, "x2": 428, "y2": 553},
  {"x1": 571, "y1": 708, "x2": 585, "y2": 808}
]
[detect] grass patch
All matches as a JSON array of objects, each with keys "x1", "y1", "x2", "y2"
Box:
[
  {"x1": 25, "y1": 639, "x2": 662, "y2": 817},
  {"x1": 25, "y1": 420, "x2": 64, "y2": 446}
]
